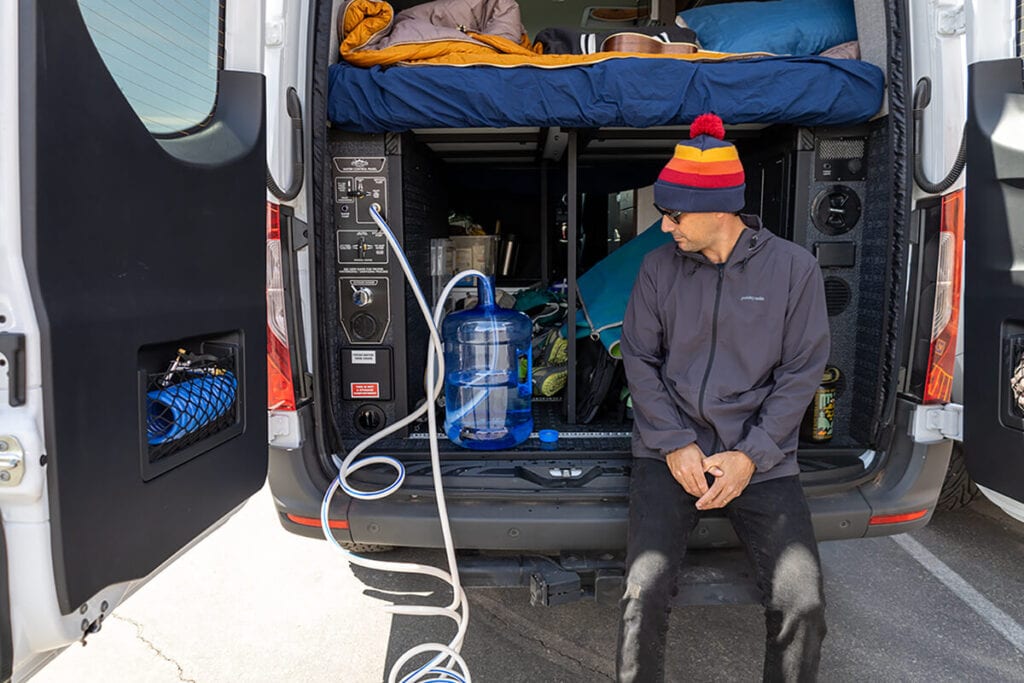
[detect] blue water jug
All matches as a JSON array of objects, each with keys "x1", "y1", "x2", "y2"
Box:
[{"x1": 442, "y1": 279, "x2": 533, "y2": 450}]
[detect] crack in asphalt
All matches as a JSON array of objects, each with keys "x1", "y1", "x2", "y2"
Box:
[
  {"x1": 469, "y1": 592, "x2": 616, "y2": 681},
  {"x1": 113, "y1": 615, "x2": 197, "y2": 683}
]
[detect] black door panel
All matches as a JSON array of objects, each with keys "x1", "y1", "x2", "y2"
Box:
[
  {"x1": 964, "y1": 58, "x2": 1024, "y2": 504},
  {"x1": 19, "y1": 2, "x2": 267, "y2": 613}
]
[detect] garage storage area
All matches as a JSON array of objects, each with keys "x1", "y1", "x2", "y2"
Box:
[{"x1": 312, "y1": 0, "x2": 907, "y2": 490}]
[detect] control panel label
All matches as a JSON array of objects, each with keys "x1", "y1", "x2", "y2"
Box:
[
  {"x1": 333, "y1": 157, "x2": 385, "y2": 174},
  {"x1": 351, "y1": 382, "x2": 380, "y2": 398},
  {"x1": 351, "y1": 350, "x2": 377, "y2": 365}
]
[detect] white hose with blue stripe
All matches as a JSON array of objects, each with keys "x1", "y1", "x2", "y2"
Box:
[{"x1": 321, "y1": 203, "x2": 489, "y2": 683}]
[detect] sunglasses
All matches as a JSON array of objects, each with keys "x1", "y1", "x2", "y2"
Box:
[{"x1": 653, "y1": 203, "x2": 684, "y2": 224}]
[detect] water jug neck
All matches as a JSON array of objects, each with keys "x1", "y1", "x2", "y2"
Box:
[{"x1": 476, "y1": 276, "x2": 495, "y2": 309}]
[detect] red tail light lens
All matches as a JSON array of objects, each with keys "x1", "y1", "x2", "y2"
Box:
[
  {"x1": 923, "y1": 190, "x2": 964, "y2": 404},
  {"x1": 267, "y1": 203, "x2": 296, "y2": 411},
  {"x1": 286, "y1": 514, "x2": 349, "y2": 530},
  {"x1": 869, "y1": 509, "x2": 929, "y2": 525}
]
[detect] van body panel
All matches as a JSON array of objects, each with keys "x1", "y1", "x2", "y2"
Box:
[
  {"x1": 4, "y1": 1, "x2": 269, "y2": 677},
  {"x1": 908, "y1": 0, "x2": 967, "y2": 201},
  {"x1": 963, "y1": 57, "x2": 1024, "y2": 510},
  {"x1": 20, "y1": 9, "x2": 268, "y2": 616},
  {"x1": 965, "y1": 0, "x2": 1016, "y2": 65}
]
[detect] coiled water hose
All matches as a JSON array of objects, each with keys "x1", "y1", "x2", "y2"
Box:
[{"x1": 322, "y1": 203, "x2": 493, "y2": 683}]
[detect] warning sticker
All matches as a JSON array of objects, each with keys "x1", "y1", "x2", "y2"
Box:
[
  {"x1": 351, "y1": 350, "x2": 377, "y2": 365},
  {"x1": 351, "y1": 382, "x2": 380, "y2": 398}
]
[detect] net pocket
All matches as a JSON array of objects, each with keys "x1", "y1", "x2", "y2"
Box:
[{"x1": 145, "y1": 348, "x2": 239, "y2": 461}]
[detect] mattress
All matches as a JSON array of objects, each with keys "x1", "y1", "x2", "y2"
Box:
[{"x1": 327, "y1": 55, "x2": 885, "y2": 133}]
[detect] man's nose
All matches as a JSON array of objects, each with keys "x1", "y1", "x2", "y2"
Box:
[{"x1": 660, "y1": 216, "x2": 675, "y2": 233}]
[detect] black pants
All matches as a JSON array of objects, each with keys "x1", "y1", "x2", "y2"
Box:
[{"x1": 615, "y1": 458, "x2": 827, "y2": 682}]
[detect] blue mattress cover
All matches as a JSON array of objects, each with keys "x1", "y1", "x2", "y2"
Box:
[{"x1": 327, "y1": 56, "x2": 885, "y2": 133}]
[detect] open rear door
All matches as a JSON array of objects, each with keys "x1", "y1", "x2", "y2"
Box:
[
  {"x1": 2, "y1": 1, "x2": 266, "y2": 677},
  {"x1": 964, "y1": 57, "x2": 1024, "y2": 522}
]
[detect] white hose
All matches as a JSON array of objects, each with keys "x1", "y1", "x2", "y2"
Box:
[{"x1": 321, "y1": 203, "x2": 490, "y2": 683}]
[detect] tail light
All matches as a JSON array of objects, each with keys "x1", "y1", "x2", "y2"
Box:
[
  {"x1": 267, "y1": 202, "x2": 296, "y2": 411},
  {"x1": 286, "y1": 514, "x2": 350, "y2": 530},
  {"x1": 923, "y1": 190, "x2": 964, "y2": 403},
  {"x1": 868, "y1": 509, "x2": 929, "y2": 525}
]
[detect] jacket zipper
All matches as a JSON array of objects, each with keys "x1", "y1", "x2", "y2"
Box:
[{"x1": 698, "y1": 264, "x2": 725, "y2": 429}]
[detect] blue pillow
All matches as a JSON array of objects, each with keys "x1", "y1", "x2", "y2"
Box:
[{"x1": 680, "y1": 0, "x2": 857, "y2": 56}]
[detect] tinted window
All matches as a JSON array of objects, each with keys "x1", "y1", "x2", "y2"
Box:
[{"x1": 77, "y1": 0, "x2": 222, "y2": 135}]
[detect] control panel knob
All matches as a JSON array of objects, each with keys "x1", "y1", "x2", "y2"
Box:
[
  {"x1": 355, "y1": 405, "x2": 386, "y2": 434},
  {"x1": 352, "y1": 287, "x2": 374, "y2": 307},
  {"x1": 351, "y1": 312, "x2": 379, "y2": 341}
]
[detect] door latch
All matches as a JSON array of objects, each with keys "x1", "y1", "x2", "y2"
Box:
[
  {"x1": 909, "y1": 403, "x2": 963, "y2": 444},
  {"x1": 0, "y1": 436, "x2": 24, "y2": 486}
]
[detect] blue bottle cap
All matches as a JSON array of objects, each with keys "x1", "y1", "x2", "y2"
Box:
[{"x1": 538, "y1": 429, "x2": 559, "y2": 443}]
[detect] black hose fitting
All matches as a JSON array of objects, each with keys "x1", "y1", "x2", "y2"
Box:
[
  {"x1": 266, "y1": 87, "x2": 305, "y2": 201},
  {"x1": 913, "y1": 77, "x2": 966, "y2": 195}
]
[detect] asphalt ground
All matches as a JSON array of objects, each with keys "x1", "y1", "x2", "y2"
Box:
[{"x1": 29, "y1": 486, "x2": 1024, "y2": 682}]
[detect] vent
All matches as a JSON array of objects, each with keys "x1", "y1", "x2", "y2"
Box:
[
  {"x1": 817, "y1": 138, "x2": 866, "y2": 161},
  {"x1": 824, "y1": 277, "x2": 851, "y2": 317}
]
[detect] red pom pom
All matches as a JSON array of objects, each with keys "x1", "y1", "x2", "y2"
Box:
[{"x1": 690, "y1": 113, "x2": 725, "y2": 140}]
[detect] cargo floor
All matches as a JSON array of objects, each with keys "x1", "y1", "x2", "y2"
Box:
[{"x1": 348, "y1": 398, "x2": 868, "y2": 477}]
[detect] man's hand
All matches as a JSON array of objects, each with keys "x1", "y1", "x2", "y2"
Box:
[
  {"x1": 695, "y1": 451, "x2": 756, "y2": 510},
  {"x1": 665, "y1": 443, "x2": 710, "y2": 498}
]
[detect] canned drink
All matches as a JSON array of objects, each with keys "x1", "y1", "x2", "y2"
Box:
[{"x1": 802, "y1": 366, "x2": 840, "y2": 442}]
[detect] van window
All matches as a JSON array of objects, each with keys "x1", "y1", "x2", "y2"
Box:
[{"x1": 77, "y1": 0, "x2": 223, "y2": 135}]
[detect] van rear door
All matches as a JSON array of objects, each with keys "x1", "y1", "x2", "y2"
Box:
[
  {"x1": 1, "y1": 1, "x2": 266, "y2": 678},
  {"x1": 964, "y1": 55, "x2": 1024, "y2": 522}
]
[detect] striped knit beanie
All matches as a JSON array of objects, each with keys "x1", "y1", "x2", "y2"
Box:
[{"x1": 653, "y1": 113, "x2": 745, "y2": 213}]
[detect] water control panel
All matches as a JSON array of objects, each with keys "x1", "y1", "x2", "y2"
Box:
[
  {"x1": 329, "y1": 133, "x2": 445, "y2": 443},
  {"x1": 333, "y1": 157, "x2": 392, "y2": 346},
  {"x1": 331, "y1": 153, "x2": 399, "y2": 435}
]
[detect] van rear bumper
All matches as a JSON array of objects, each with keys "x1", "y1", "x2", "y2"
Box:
[
  {"x1": 269, "y1": 452, "x2": 881, "y2": 551},
  {"x1": 269, "y1": 401, "x2": 952, "y2": 551},
  {"x1": 338, "y1": 485, "x2": 878, "y2": 550}
]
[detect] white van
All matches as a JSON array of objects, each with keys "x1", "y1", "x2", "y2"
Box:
[{"x1": 1, "y1": 0, "x2": 1021, "y2": 679}]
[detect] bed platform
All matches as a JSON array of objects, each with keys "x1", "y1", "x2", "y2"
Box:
[{"x1": 328, "y1": 55, "x2": 884, "y2": 133}]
